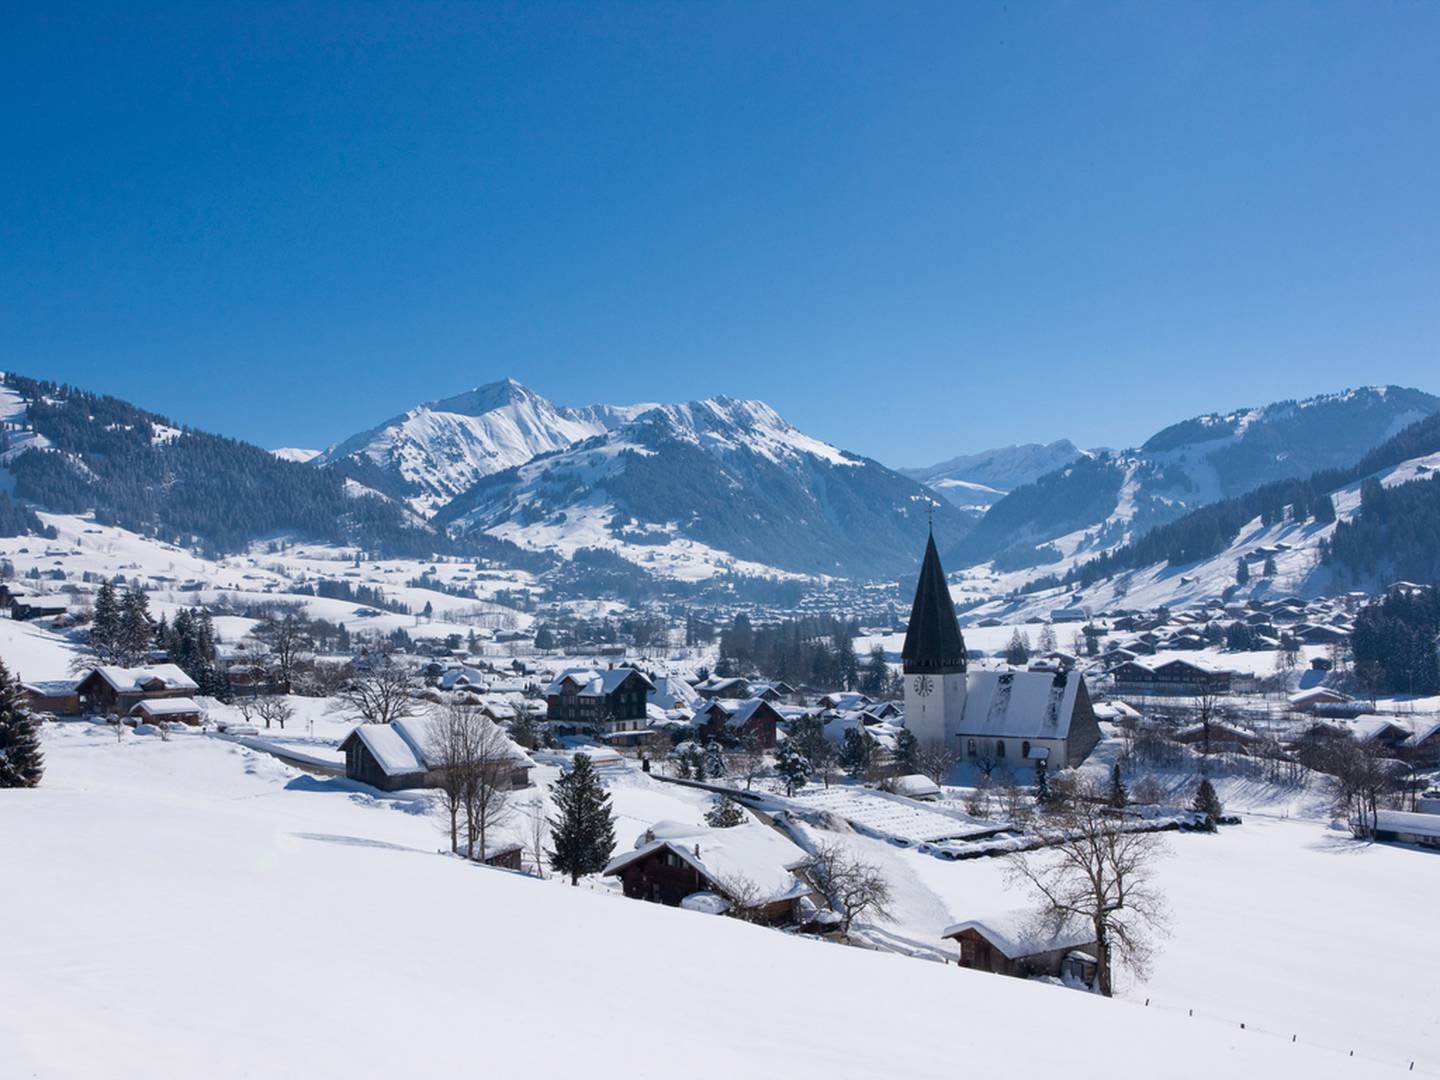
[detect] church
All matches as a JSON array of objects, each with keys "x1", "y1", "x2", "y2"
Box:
[{"x1": 901, "y1": 532, "x2": 1101, "y2": 771}]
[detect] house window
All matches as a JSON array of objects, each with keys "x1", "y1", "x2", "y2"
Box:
[
  {"x1": 1022, "y1": 741, "x2": 1031, "y2": 759},
  {"x1": 967, "y1": 738, "x2": 976, "y2": 757},
  {"x1": 995, "y1": 740, "x2": 1006, "y2": 758}
]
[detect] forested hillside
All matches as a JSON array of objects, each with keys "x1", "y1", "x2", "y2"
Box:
[{"x1": 1, "y1": 374, "x2": 439, "y2": 556}]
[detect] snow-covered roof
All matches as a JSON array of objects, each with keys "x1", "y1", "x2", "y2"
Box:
[
  {"x1": 1288, "y1": 686, "x2": 1350, "y2": 708},
  {"x1": 545, "y1": 666, "x2": 654, "y2": 698},
  {"x1": 1375, "y1": 810, "x2": 1440, "y2": 840},
  {"x1": 130, "y1": 696, "x2": 203, "y2": 717},
  {"x1": 649, "y1": 674, "x2": 699, "y2": 708},
  {"x1": 604, "y1": 820, "x2": 810, "y2": 905},
  {"x1": 343, "y1": 713, "x2": 533, "y2": 778},
  {"x1": 891, "y1": 774, "x2": 941, "y2": 799},
  {"x1": 941, "y1": 912, "x2": 1097, "y2": 958},
  {"x1": 89, "y1": 664, "x2": 199, "y2": 693},
  {"x1": 955, "y1": 670, "x2": 1083, "y2": 741},
  {"x1": 700, "y1": 697, "x2": 773, "y2": 729}
]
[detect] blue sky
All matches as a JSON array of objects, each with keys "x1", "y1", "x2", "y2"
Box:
[{"x1": 4, "y1": 3, "x2": 1439, "y2": 467}]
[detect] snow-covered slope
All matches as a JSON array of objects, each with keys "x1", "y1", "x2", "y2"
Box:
[
  {"x1": 948, "y1": 386, "x2": 1439, "y2": 571},
  {"x1": 317, "y1": 379, "x2": 652, "y2": 515},
  {"x1": 965, "y1": 442, "x2": 1440, "y2": 621},
  {"x1": 435, "y1": 397, "x2": 969, "y2": 580},
  {"x1": 903, "y1": 440, "x2": 1084, "y2": 514},
  {"x1": 0, "y1": 726, "x2": 1372, "y2": 1080}
]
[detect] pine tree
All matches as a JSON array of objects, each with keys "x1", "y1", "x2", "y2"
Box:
[
  {"x1": 1033, "y1": 755, "x2": 1050, "y2": 805},
  {"x1": 1193, "y1": 778, "x2": 1223, "y2": 828},
  {"x1": 0, "y1": 659, "x2": 44, "y2": 788},
  {"x1": 1262, "y1": 555, "x2": 1278, "y2": 577},
  {"x1": 776, "y1": 741, "x2": 809, "y2": 796},
  {"x1": 90, "y1": 580, "x2": 122, "y2": 663},
  {"x1": 703, "y1": 741, "x2": 727, "y2": 778},
  {"x1": 1108, "y1": 763, "x2": 1129, "y2": 809},
  {"x1": 894, "y1": 728, "x2": 919, "y2": 773},
  {"x1": 839, "y1": 727, "x2": 874, "y2": 776},
  {"x1": 1004, "y1": 630, "x2": 1031, "y2": 666},
  {"x1": 118, "y1": 587, "x2": 154, "y2": 666},
  {"x1": 547, "y1": 754, "x2": 616, "y2": 886},
  {"x1": 1037, "y1": 624, "x2": 1058, "y2": 653},
  {"x1": 1235, "y1": 558, "x2": 1249, "y2": 585},
  {"x1": 704, "y1": 794, "x2": 747, "y2": 828}
]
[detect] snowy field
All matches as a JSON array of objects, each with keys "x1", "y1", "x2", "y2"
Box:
[{"x1": 2, "y1": 724, "x2": 1394, "y2": 1080}]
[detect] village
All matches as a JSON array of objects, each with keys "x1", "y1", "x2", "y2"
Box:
[{"x1": 2, "y1": 508, "x2": 1439, "y2": 1075}]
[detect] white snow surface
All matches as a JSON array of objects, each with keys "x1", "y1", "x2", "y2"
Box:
[{"x1": 0, "y1": 725, "x2": 1378, "y2": 1079}]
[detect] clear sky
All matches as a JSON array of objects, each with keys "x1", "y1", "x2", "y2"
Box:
[{"x1": 4, "y1": 3, "x2": 1439, "y2": 467}]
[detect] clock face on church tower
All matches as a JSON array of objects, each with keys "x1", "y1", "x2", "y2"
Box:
[{"x1": 912, "y1": 675, "x2": 933, "y2": 697}]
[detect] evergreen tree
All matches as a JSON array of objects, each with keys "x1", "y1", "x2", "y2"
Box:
[
  {"x1": 1108, "y1": 763, "x2": 1129, "y2": 809},
  {"x1": 893, "y1": 728, "x2": 919, "y2": 773},
  {"x1": 1037, "y1": 624, "x2": 1058, "y2": 653},
  {"x1": 861, "y1": 645, "x2": 890, "y2": 697},
  {"x1": 1235, "y1": 558, "x2": 1249, "y2": 586},
  {"x1": 0, "y1": 659, "x2": 44, "y2": 788},
  {"x1": 1033, "y1": 755, "x2": 1050, "y2": 805},
  {"x1": 1262, "y1": 555, "x2": 1278, "y2": 577},
  {"x1": 1312, "y1": 493, "x2": 1336, "y2": 524},
  {"x1": 1193, "y1": 778, "x2": 1223, "y2": 828},
  {"x1": 90, "y1": 581, "x2": 122, "y2": 663},
  {"x1": 839, "y1": 727, "x2": 874, "y2": 776},
  {"x1": 704, "y1": 794, "x2": 746, "y2": 828},
  {"x1": 687, "y1": 745, "x2": 707, "y2": 781},
  {"x1": 776, "y1": 741, "x2": 809, "y2": 796},
  {"x1": 118, "y1": 587, "x2": 154, "y2": 666},
  {"x1": 547, "y1": 754, "x2": 616, "y2": 885},
  {"x1": 1004, "y1": 630, "x2": 1032, "y2": 666},
  {"x1": 703, "y1": 741, "x2": 727, "y2": 778}
]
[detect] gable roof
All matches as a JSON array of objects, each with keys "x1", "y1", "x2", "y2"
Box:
[
  {"x1": 341, "y1": 713, "x2": 534, "y2": 778},
  {"x1": 954, "y1": 670, "x2": 1085, "y2": 740},
  {"x1": 942, "y1": 912, "x2": 1097, "y2": 959},
  {"x1": 603, "y1": 820, "x2": 810, "y2": 904},
  {"x1": 86, "y1": 664, "x2": 198, "y2": 694},
  {"x1": 545, "y1": 666, "x2": 654, "y2": 698},
  {"x1": 901, "y1": 532, "x2": 967, "y2": 674}
]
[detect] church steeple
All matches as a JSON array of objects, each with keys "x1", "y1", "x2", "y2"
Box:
[{"x1": 901, "y1": 531, "x2": 967, "y2": 674}]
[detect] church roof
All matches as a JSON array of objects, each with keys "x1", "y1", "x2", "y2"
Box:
[{"x1": 901, "y1": 532, "x2": 967, "y2": 674}]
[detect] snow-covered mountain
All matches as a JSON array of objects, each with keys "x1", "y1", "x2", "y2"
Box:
[
  {"x1": 317, "y1": 379, "x2": 653, "y2": 515},
  {"x1": 902, "y1": 440, "x2": 1085, "y2": 514},
  {"x1": 434, "y1": 396, "x2": 968, "y2": 580},
  {"x1": 946, "y1": 386, "x2": 1439, "y2": 573}
]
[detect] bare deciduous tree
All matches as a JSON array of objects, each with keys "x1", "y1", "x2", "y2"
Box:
[
  {"x1": 255, "y1": 695, "x2": 293, "y2": 731},
  {"x1": 916, "y1": 739, "x2": 960, "y2": 786},
  {"x1": 1006, "y1": 784, "x2": 1170, "y2": 996},
  {"x1": 729, "y1": 734, "x2": 766, "y2": 791},
  {"x1": 803, "y1": 839, "x2": 894, "y2": 938},
  {"x1": 333, "y1": 652, "x2": 416, "y2": 726},
  {"x1": 460, "y1": 705, "x2": 516, "y2": 862},
  {"x1": 524, "y1": 800, "x2": 549, "y2": 878}
]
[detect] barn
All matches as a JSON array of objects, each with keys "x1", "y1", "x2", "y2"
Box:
[
  {"x1": 942, "y1": 914, "x2": 1099, "y2": 987},
  {"x1": 338, "y1": 714, "x2": 535, "y2": 793},
  {"x1": 603, "y1": 819, "x2": 815, "y2": 925}
]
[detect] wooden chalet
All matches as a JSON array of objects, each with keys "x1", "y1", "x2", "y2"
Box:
[
  {"x1": 22, "y1": 680, "x2": 80, "y2": 716},
  {"x1": 544, "y1": 667, "x2": 654, "y2": 735},
  {"x1": 695, "y1": 697, "x2": 781, "y2": 749},
  {"x1": 942, "y1": 915, "x2": 1099, "y2": 988},
  {"x1": 1110, "y1": 658, "x2": 1233, "y2": 697},
  {"x1": 603, "y1": 820, "x2": 815, "y2": 925},
  {"x1": 75, "y1": 665, "x2": 199, "y2": 716},
  {"x1": 338, "y1": 714, "x2": 535, "y2": 793}
]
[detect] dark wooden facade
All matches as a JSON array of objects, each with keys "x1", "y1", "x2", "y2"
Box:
[
  {"x1": 546, "y1": 669, "x2": 651, "y2": 733},
  {"x1": 696, "y1": 699, "x2": 781, "y2": 749},
  {"x1": 610, "y1": 846, "x2": 796, "y2": 924}
]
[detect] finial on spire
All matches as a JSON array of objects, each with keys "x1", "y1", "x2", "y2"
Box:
[{"x1": 927, "y1": 499, "x2": 934, "y2": 534}]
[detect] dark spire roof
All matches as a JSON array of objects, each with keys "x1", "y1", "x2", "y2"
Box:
[{"x1": 901, "y1": 532, "x2": 967, "y2": 674}]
